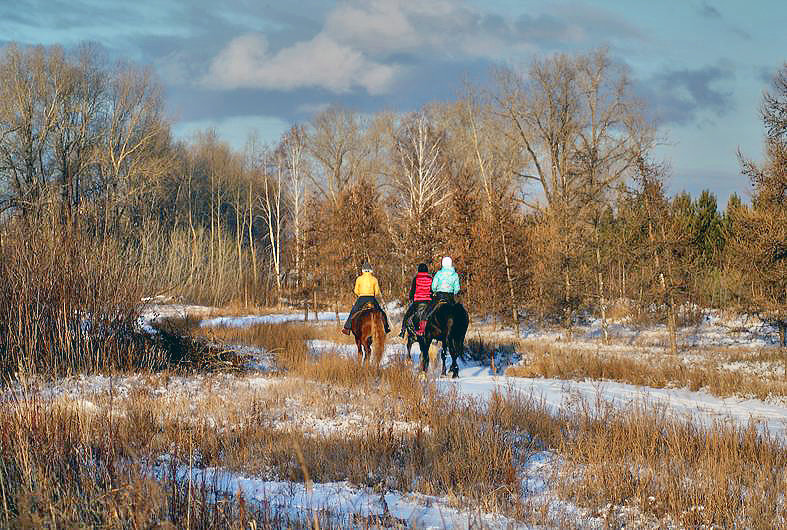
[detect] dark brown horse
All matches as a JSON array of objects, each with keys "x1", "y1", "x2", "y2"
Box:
[
  {"x1": 405, "y1": 301, "x2": 469, "y2": 378},
  {"x1": 350, "y1": 305, "x2": 386, "y2": 366}
]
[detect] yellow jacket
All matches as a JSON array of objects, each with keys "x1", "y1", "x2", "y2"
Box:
[{"x1": 354, "y1": 272, "x2": 381, "y2": 298}]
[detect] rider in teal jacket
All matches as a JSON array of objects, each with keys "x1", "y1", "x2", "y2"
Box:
[
  {"x1": 431, "y1": 256, "x2": 460, "y2": 302},
  {"x1": 417, "y1": 256, "x2": 460, "y2": 335}
]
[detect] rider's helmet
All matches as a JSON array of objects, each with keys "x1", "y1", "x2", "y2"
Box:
[
  {"x1": 361, "y1": 262, "x2": 373, "y2": 272},
  {"x1": 441, "y1": 256, "x2": 453, "y2": 269},
  {"x1": 417, "y1": 263, "x2": 428, "y2": 273}
]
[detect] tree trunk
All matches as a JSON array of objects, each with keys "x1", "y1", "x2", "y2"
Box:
[
  {"x1": 667, "y1": 300, "x2": 678, "y2": 354},
  {"x1": 596, "y1": 244, "x2": 609, "y2": 344},
  {"x1": 498, "y1": 218, "x2": 519, "y2": 330}
]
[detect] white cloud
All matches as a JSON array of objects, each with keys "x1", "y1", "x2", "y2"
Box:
[
  {"x1": 202, "y1": 0, "x2": 643, "y2": 95},
  {"x1": 204, "y1": 32, "x2": 399, "y2": 94},
  {"x1": 324, "y1": 0, "x2": 421, "y2": 54}
]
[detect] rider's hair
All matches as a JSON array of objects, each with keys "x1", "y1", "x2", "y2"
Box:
[{"x1": 417, "y1": 263, "x2": 428, "y2": 273}]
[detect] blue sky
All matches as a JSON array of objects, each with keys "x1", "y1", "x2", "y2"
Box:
[{"x1": 2, "y1": 0, "x2": 784, "y2": 204}]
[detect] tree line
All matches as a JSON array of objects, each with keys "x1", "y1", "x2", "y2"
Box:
[{"x1": 0, "y1": 43, "x2": 784, "y2": 347}]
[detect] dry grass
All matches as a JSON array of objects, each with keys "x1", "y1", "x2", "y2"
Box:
[
  {"x1": 4, "y1": 308, "x2": 786, "y2": 527},
  {"x1": 184, "y1": 323, "x2": 787, "y2": 526},
  {"x1": 507, "y1": 343, "x2": 787, "y2": 400},
  {"x1": 0, "y1": 223, "x2": 165, "y2": 378},
  {"x1": 549, "y1": 397, "x2": 787, "y2": 528},
  {"x1": 0, "y1": 397, "x2": 328, "y2": 528},
  {"x1": 9, "y1": 364, "x2": 784, "y2": 527}
]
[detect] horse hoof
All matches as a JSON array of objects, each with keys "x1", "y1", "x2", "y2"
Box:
[{"x1": 419, "y1": 372, "x2": 426, "y2": 381}]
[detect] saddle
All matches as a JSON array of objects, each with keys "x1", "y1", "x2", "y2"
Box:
[
  {"x1": 350, "y1": 301, "x2": 378, "y2": 327},
  {"x1": 430, "y1": 299, "x2": 450, "y2": 313},
  {"x1": 405, "y1": 302, "x2": 429, "y2": 335}
]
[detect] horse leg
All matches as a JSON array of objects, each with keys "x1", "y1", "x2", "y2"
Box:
[
  {"x1": 355, "y1": 335, "x2": 364, "y2": 364},
  {"x1": 406, "y1": 335, "x2": 414, "y2": 364},
  {"x1": 419, "y1": 336, "x2": 430, "y2": 373},
  {"x1": 450, "y1": 337, "x2": 461, "y2": 378},
  {"x1": 365, "y1": 335, "x2": 373, "y2": 364}
]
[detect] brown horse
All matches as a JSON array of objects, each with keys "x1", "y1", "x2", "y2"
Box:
[{"x1": 350, "y1": 305, "x2": 386, "y2": 366}]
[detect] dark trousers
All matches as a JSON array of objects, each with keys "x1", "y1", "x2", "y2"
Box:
[
  {"x1": 344, "y1": 296, "x2": 390, "y2": 331},
  {"x1": 401, "y1": 301, "x2": 429, "y2": 333}
]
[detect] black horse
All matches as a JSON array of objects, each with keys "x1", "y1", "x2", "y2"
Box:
[{"x1": 405, "y1": 301, "x2": 469, "y2": 378}]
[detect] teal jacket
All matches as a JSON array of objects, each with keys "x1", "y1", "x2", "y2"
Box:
[{"x1": 432, "y1": 265, "x2": 460, "y2": 294}]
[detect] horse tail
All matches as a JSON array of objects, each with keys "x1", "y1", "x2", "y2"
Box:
[{"x1": 372, "y1": 311, "x2": 386, "y2": 366}]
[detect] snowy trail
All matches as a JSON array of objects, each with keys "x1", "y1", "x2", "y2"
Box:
[
  {"x1": 435, "y1": 364, "x2": 787, "y2": 441},
  {"x1": 140, "y1": 304, "x2": 787, "y2": 444}
]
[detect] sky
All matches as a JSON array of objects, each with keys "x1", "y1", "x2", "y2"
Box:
[{"x1": 1, "y1": 0, "x2": 785, "y2": 205}]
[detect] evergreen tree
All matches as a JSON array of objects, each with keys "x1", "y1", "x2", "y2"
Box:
[{"x1": 727, "y1": 64, "x2": 787, "y2": 346}]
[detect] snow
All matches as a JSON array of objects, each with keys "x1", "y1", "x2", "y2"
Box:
[
  {"x1": 512, "y1": 309, "x2": 781, "y2": 348},
  {"x1": 201, "y1": 311, "x2": 348, "y2": 329},
  {"x1": 307, "y1": 339, "x2": 412, "y2": 366},
  {"x1": 154, "y1": 457, "x2": 553, "y2": 529},
  {"x1": 11, "y1": 303, "x2": 786, "y2": 528},
  {"x1": 436, "y1": 364, "x2": 787, "y2": 442},
  {"x1": 299, "y1": 334, "x2": 787, "y2": 444}
]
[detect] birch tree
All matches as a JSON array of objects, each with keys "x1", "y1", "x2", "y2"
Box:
[
  {"x1": 259, "y1": 149, "x2": 285, "y2": 306},
  {"x1": 390, "y1": 111, "x2": 451, "y2": 263},
  {"x1": 282, "y1": 125, "x2": 308, "y2": 289}
]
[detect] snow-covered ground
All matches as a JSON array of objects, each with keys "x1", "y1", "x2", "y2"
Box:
[
  {"x1": 155, "y1": 458, "x2": 544, "y2": 529},
  {"x1": 8, "y1": 304, "x2": 784, "y2": 528},
  {"x1": 511, "y1": 310, "x2": 780, "y2": 348},
  {"x1": 437, "y1": 362, "x2": 787, "y2": 442},
  {"x1": 306, "y1": 333, "x2": 787, "y2": 444}
]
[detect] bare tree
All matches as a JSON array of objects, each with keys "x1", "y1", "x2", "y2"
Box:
[
  {"x1": 391, "y1": 111, "x2": 449, "y2": 229},
  {"x1": 282, "y1": 125, "x2": 308, "y2": 289},
  {"x1": 0, "y1": 44, "x2": 60, "y2": 218},
  {"x1": 96, "y1": 62, "x2": 171, "y2": 233},
  {"x1": 308, "y1": 106, "x2": 362, "y2": 207},
  {"x1": 461, "y1": 93, "x2": 524, "y2": 327},
  {"x1": 258, "y1": 149, "x2": 285, "y2": 306},
  {"x1": 492, "y1": 48, "x2": 654, "y2": 326}
]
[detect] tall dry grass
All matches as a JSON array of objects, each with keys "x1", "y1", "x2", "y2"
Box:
[
  {"x1": 548, "y1": 396, "x2": 786, "y2": 527},
  {"x1": 507, "y1": 344, "x2": 787, "y2": 400},
  {"x1": 182, "y1": 320, "x2": 786, "y2": 526},
  {"x1": 138, "y1": 221, "x2": 272, "y2": 307},
  {"x1": 0, "y1": 223, "x2": 167, "y2": 378},
  {"x1": 0, "y1": 222, "x2": 240, "y2": 380},
  {"x1": 0, "y1": 396, "x2": 339, "y2": 528},
  {"x1": 2, "y1": 312, "x2": 785, "y2": 527}
]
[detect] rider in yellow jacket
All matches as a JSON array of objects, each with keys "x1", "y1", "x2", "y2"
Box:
[{"x1": 342, "y1": 262, "x2": 391, "y2": 334}]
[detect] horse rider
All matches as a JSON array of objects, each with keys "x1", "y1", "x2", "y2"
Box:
[
  {"x1": 399, "y1": 263, "x2": 432, "y2": 338},
  {"x1": 422, "y1": 256, "x2": 460, "y2": 324},
  {"x1": 342, "y1": 262, "x2": 391, "y2": 335}
]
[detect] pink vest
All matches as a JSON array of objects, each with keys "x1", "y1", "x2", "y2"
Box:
[{"x1": 414, "y1": 272, "x2": 432, "y2": 302}]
